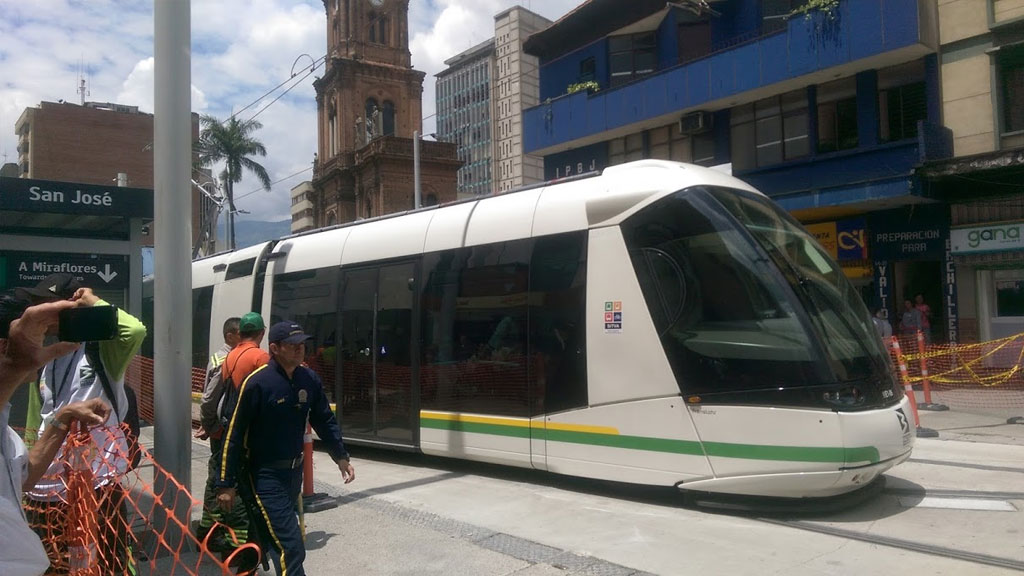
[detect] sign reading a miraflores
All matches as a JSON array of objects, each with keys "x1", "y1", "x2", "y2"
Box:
[
  {"x1": 951, "y1": 221, "x2": 1024, "y2": 255},
  {"x1": 3, "y1": 252, "x2": 129, "y2": 290}
]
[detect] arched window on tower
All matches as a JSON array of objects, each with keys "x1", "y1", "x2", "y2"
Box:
[
  {"x1": 383, "y1": 101, "x2": 395, "y2": 136},
  {"x1": 326, "y1": 210, "x2": 337, "y2": 227},
  {"x1": 369, "y1": 13, "x2": 388, "y2": 45}
]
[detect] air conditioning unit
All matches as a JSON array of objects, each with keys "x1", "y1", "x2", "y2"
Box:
[{"x1": 679, "y1": 111, "x2": 711, "y2": 135}]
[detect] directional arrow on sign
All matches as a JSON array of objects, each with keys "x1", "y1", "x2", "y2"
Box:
[{"x1": 97, "y1": 264, "x2": 118, "y2": 283}]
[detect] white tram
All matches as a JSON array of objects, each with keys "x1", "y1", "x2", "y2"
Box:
[{"x1": 177, "y1": 160, "x2": 913, "y2": 499}]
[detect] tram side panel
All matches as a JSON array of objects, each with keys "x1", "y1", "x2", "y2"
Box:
[{"x1": 540, "y1": 226, "x2": 713, "y2": 486}]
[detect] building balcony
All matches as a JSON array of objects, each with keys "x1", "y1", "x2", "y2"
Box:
[
  {"x1": 353, "y1": 135, "x2": 460, "y2": 165},
  {"x1": 524, "y1": 0, "x2": 938, "y2": 156}
]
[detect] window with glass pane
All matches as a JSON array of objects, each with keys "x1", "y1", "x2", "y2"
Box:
[
  {"x1": 670, "y1": 129, "x2": 691, "y2": 162},
  {"x1": 609, "y1": 32, "x2": 658, "y2": 87},
  {"x1": 529, "y1": 233, "x2": 588, "y2": 414},
  {"x1": 732, "y1": 92, "x2": 807, "y2": 169},
  {"x1": 420, "y1": 241, "x2": 532, "y2": 417},
  {"x1": 678, "y1": 20, "x2": 711, "y2": 63},
  {"x1": 192, "y1": 287, "x2": 213, "y2": 369},
  {"x1": 579, "y1": 57, "x2": 595, "y2": 83},
  {"x1": 649, "y1": 126, "x2": 671, "y2": 160},
  {"x1": 996, "y1": 276, "x2": 1024, "y2": 317},
  {"x1": 1000, "y1": 46, "x2": 1024, "y2": 133},
  {"x1": 692, "y1": 132, "x2": 716, "y2": 165},
  {"x1": 625, "y1": 132, "x2": 644, "y2": 162},
  {"x1": 271, "y1": 267, "x2": 340, "y2": 401},
  {"x1": 879, "y1": 82, "x2": 925, "y2": 142},
  {"x1": 818, "y1": 98, "x2": 858, "y2": 152},
  {"x1": 621, "y1": 188, "x2": 820, "y2": 394}
]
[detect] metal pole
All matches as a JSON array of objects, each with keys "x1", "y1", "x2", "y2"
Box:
[
  {"x1": 413, "y1": 130, "x2": 421, "y2": 209},
  {"x1": 154, "y1": 0, "x2": 192, "y2": 492}
]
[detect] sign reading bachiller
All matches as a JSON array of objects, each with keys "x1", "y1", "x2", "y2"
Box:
[
  {"x1": 0, "y1": 176, "x2": 153, "y2": 218},
  {"x1": 2, "y1": 252, "x2": 129, "y2": 290},
  {"x1": 950, "y1": 221, "x2": 1024, "y2": 255}
]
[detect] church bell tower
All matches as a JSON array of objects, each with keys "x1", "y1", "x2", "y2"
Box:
[{"x1": 312, "y1": 0, "x2": 459, "y2": 225}]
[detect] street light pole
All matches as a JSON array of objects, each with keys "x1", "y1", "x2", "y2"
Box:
[
  {"x1": 153, "y1": 0, "x2": 192, "y2": 550},
  {"x1": 413, "y1": 130, "x2": 422, "y2": 209}
]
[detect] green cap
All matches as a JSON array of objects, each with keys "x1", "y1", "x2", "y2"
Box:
[{"x1": 239, "y1": 312, "x2": 265, "y2": 333}]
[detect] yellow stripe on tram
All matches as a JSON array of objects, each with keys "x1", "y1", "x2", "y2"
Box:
[{"x1": 421, "y1": 410, "x2": 620, "y2": 436}]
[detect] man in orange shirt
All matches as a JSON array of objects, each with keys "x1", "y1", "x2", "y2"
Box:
[
  {"x1": 206, "y1": 312, "x2": 267, "y2": 572},
  {"x1": 223, "y1": 313, "x2": 270, "y2": 396}
]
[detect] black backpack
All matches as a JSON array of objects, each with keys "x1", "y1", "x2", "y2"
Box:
[
  {"x1": 84, "y1": 342, "x2": 142, "y2": 470},
  {"x1": 217, "y1": 347, "x2": 261, "y2": 431}
]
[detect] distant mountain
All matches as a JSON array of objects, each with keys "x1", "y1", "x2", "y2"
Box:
[
  {"x1": 217, "y1": 219, "x2": 292, "y2": 250},
  {"x1": 141, "y1": 219, "x2": 291, "y2": 276}
]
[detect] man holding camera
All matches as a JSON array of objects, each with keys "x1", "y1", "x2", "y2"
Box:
[
  {"x1": 18, "y1": 273, "x2": 146, "y2": 575},
  {"x1": 1, "y1": 294, "x2": 113, "y2": 576}
]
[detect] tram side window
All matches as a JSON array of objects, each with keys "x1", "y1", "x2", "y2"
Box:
[
  {"x1": 192, "y1": 286, "x2": 213, "y2": 370},
  {"x1": 530, "y1": 232, "x2": 588, "y2": 415},
  {"x1": 271, "y1": 268, "x2": 340, "y2": 402},
  {"x1": 420, "y1": 240, "x2": 532, "y2": 417}
]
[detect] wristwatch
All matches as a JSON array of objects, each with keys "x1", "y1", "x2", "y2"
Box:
[{"x1": 45, "y1": 412, "x2": 70, "y2": 432}]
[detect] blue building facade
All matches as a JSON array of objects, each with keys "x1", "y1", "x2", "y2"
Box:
[{"x1": 522, "y1": 0, "x2": 964, "y2": 341}]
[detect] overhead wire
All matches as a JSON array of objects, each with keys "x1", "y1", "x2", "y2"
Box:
[
  {"x1": 234, "y1": 165, "x2": 313, "y2": 201},
  {"x1": 227, "y1": 54, "x2": 326, "y2": 123}
]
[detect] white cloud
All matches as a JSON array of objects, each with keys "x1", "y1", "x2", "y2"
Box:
[
  {"x1": 115, "y1": 58, "x2": 209, "y2": 113},
  {"x1": 0, "y1": 0, "x2": 577, "y2": 223}
]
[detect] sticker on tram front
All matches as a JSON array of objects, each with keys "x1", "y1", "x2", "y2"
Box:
[
  {"x1": 896, "y1": 408, "x2": 913, "y2": 446},
  {"x1": 604, "y1": 301, "x2": 622, "y2": 333}
]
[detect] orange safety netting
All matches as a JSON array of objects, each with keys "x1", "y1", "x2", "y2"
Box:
[
  {"x1": 21, "y1": 422, "x2": 259, "y2": 575},
  {"x1": 889, "y1": 331, "x2": 1024, "y2": 414}
]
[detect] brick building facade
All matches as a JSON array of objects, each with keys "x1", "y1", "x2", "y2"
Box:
[
  {"x1": 14, "y1": 101, "x2": 208, "y2": 249},
  {"x1": 312, "y1": 0, "x2": 459, "y2": 225}
]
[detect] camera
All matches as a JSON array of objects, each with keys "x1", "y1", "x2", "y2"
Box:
[{"x1": 0, "y1": 292, "x2": 118, "y2": 342}]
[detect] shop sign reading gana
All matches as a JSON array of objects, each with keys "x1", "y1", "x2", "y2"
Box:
[{"x1": 951, "y1": 221, "x2": 1024, "y2": 255}]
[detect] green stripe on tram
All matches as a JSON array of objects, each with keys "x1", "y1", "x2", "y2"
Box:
[{"x1": 420, "y1": 415, "x2": 880, "y2": 464}]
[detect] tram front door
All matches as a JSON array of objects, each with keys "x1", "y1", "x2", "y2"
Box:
[{"x1": 339, "y1": 261, "x2": 417, "y2": 446}]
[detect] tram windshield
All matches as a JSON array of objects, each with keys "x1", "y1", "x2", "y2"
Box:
[{"x1": 622, "y1": 186, "x2": 887, "y2": 399}]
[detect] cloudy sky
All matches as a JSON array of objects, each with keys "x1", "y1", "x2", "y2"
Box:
[{"x1": 0, "y1": 0, "x2": 577, "y2": 224}]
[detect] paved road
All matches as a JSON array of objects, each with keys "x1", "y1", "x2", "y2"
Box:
[{"x1": 151, "y1": 412, "x2": 1024, "y2": 576}]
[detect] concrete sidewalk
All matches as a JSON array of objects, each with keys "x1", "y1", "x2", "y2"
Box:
[
  {"x1": 139, "y1": 436, "x2": 656, "y2": 576},
  {"x1": 916, "y1": 399, "x2": 1024, "y2": 445}
]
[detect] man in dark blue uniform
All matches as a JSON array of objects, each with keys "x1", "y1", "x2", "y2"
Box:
[{"x1": 216, "y1": 320, "x2": 355, "y2": 576}]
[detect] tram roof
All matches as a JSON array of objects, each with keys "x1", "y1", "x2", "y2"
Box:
[{"x1": 268, "y1": 161, "x2": 758, "y2": 275}]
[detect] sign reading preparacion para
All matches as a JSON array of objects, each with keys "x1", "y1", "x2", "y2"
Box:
[
  {"x1": 604, "y1": 301, "x2": 623, "y2": 333},
  {"x1": 2, "y1": 252, "x2": 129, "y2": 290}
]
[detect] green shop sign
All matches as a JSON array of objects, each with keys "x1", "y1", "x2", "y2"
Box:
[{"x1": 951, "y1": 221, "x2": 1024, "y2": 254}]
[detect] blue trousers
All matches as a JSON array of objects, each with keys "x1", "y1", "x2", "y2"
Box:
[{"x1": 246, "y1": 467, "x2": 305, "y2": 576}]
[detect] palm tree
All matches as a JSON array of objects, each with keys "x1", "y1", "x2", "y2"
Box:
[{"x1": 196, "y1": 115, "x2": 272, "y2": 250}]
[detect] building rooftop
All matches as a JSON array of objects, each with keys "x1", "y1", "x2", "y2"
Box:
[{"x1": 438, "y1": 39, "x2": 496, "y2": 75}]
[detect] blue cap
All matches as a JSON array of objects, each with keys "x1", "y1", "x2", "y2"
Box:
[{"x1": 268, "y1": 321, "x2": 311, "y2": 344}]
